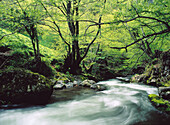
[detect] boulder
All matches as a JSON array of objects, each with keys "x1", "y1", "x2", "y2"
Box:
[
  {"x1": 0, "y1": 68, "x2": 53, "y2": 105},
  {"x1": 130, "y1": 74, "x2": 145, "y2": 83},
  {"x1": 117, "y1": 76, "x2": 131, "y2": 82},
  {"x1": 53, "y1": 83, "x2": 66, "y2": 90},
  {"x1": 90, "y1": 84, "x2": 108, "y2": 91},
  {"x1": 79, "y1": 79, "x2": 108, "y2": 91},
  {"x1": 131, "y1": 50, "x2": 170, "y2": 87},
  {"x1": 53, "y1": 80, "x2": 74, "y2": 90},
  {"x1": 158, "y1": 87, "x2": 170, "y2": 100},
  {"x1": 80, "y1": 79, "x2": 96, "y2": 87}
]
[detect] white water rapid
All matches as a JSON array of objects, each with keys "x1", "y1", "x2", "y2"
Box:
[{"x1": 0, "y1": 79, "x2": 169, "y2": 125}]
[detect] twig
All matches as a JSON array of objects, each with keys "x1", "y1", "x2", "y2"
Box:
[{"x1": 0, "y1": 57, "x2": 10, "y2": 69}]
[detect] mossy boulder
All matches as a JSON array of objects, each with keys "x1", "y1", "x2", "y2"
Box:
[
  {"x1": 131, "y1": 50, "x2": 170, "y2": 87},
  {"x1": 0, "y1": 68, "x2": 53, "y2": 105},
  {"x1": 25, "y1": 60, "x2": 56, "y2": 78},
  {"x1": 148, "y1": 94, "x2": 170, "y2": 114}
]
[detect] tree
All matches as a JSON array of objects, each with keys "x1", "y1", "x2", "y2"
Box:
[
  {"x1": 1, "y1": 0, "x2": 169, "y2": 75},
  {"x1": 39, "y1": 0, "x2": 106, "y2": 74},
  {"x1": 90, "y1": 0, "x2": 169, "y2": 70},
  {"x1": 0, "y1": 0, "x2": 46, "y2": 61}
]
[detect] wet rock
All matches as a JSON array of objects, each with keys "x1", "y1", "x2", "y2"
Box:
[
  {"x1": 131, "y1": 50, "x2": 170, "y2": 87},
  {"x1": 116, "y1": 76, "x2": 131, "y2": 82},
  {"x1": 53, "y1": 83, "x2": 66, "y2": 90},
  {"x1": 151, "y1": 78, "x2": 156, "y2": 83},
  {"x1": 159, "y1": 87, "x2": 170, "y2": 100},
  {"x1": 0, "y1": 68, "x2": 53, "y2": 105},
  {"x1": 90, "y1": 84, "x2": 108, "y2": 91},
  {"x1": 131, "y1": 74, "x2": 144, "y2": 83},
  {"x1": 57, "y1": 80, "x2": 65, "y2": 84},
  {"x1": 65, "y1": 82, "x2": 74, "y2": 88},
  {"x1": 73, "y1": 81, "x2": 80, "y2": 87},
  {"x1": 80, "y1": 79, "x2": 96, "y2": 87}
]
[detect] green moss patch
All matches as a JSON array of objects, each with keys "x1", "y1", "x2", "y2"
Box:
[
  {"x1": 148, "y1": 94, "x2": 170, "y2": 113},
  {"x1": 0, "y1": 68, "x2": 53, "y2": 105}
]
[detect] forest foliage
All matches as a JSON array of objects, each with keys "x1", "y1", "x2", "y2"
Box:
[{"x1": 0, "y1": 0, "x2": 169, "y2": 76}]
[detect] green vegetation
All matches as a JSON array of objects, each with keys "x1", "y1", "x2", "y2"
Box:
[
  {"x1": 131, "y1": 50, "x2": 170, "y2": 87},
  {"x1": 0, "y1": 0, "x2": 169, "y2": 77},
  {"x1": 148, "y1": 94, "x2": 170, "y2": 113},
  {"x1": 0, "y1": 28, "x2": 61, "y2": 78},
  {"x1": 0, "y1": 0, "x2": 169, "y2": 115},
  {"x1": 0, "y1": 68, "x2": 53, "y2": 105}
]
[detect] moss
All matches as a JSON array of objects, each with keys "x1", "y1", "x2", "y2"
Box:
[
  {"x1": 148, "y1": 94, "x2": 158, "y2": 98},
  {"x1": 0, "y1": 68, "x2": 53, "y2": 105},
  {"x1": 0, "y1": 68, "x2": 53, "y2": 88},
  {"x1": 145, "y1": 65, "x2": 153, "y2": 77},
  {"x1": 55, "y1": 71, "x2": 78, "y2": 83},
  {"x1": 164, "y1": 80, "x2": 170, "y2": 87},
  {"x1": 25, "y1": 60, "x2": 56, "y2": 78},
  {"x1": 148, "y1": 94, "x2": 170, "y2": 113}
]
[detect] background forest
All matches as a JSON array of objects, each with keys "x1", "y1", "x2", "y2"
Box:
[{"x1": 0, "y1": 0, "x2": 169, "y2": 80}]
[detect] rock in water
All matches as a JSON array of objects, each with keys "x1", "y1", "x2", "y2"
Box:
[
  {"x1": 0, "y1": 68, "x2": 53, "y2": 105},
  {"x1": 80, "y1": 79, "x2": 96, "y2": 87},
  {"x1": 53, "y1": 83, "x2": 66, "y2": 90},
  {"x1": 90, "y1": 84, "x2": 108, "y2": 91}
]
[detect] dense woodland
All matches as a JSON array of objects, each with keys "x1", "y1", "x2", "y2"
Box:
[
  {"x1": 0, "y1": 0, "x2": 169, "y2": 75},
  {"x1": 0, "y1": 0, "x2": 170, "y2": 112}
]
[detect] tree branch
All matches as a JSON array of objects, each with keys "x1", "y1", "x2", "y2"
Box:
[
  {"x1": 81, "y1": 0, "x2": 107, "y2": 60},
  {"x1": 81, "y1": 20, "x2": 103, "y2": 60},
  {"x1": 39, "y1": 1, "x2": 71, "y2": 54},
  {"x1": 0, "y1": 32, "x2": 17, "y2": 41},
  {"x1": 110, "y1": 29, "x2": 169, "y2": 50},
  {"x1": 87, "y1": 15, "x2": 170, "y2": 29}
]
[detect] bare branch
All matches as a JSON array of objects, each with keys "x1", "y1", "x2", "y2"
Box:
[
  {"x1": 0, "y1": 57, "x2": 10, "y2": 69},
  {"x1": 110, "y1": 29, "x2": 169, "y2": 50},
  {"x1": 87, "y1": 15, "x2": 170, "y2": 29},
  {"x1": 81, "y1": 17, "x2": 102, "y2": 60},
  {"x1": 130, "y1": 51, "x2": 145, "y2": 72},
  {"x1": 0, "y1": 32, "x2": 16, "y2": 41},
  {"x1": 81, "y1": 0, "x2": 107, "y2": 60},
  {"x1": 39, "y1": 1, "x2": 71, "y2": 53},
  {"x1": 55, "y1": 19, "x2": 98, "y2": 24}
]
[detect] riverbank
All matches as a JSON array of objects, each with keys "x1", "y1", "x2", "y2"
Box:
[{"x1": 131, "y1": 50, "x2": 170, "y2": 114}]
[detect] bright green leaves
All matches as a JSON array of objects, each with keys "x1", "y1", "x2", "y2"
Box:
[
  {"x1": 0, "y1": 0, "x2": 169, "y2": 75},
  {"x1": 148, "y1": 94, "x2": 170, "y2": 112}
]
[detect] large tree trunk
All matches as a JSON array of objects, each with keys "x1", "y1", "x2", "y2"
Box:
[
  {"x1": 63, "y1": 52, "x2": 82, "y2": 74},
  {"x1": 62, "y1": 0, "x2": 102, "y2": 74},
  {"x1": 63, "y1": 0, "x2": 82, "y2": 74}
]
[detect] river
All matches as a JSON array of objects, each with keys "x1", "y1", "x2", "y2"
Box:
[{"x1": 0, "y1": 79, "x2": 169, "y2": 125}]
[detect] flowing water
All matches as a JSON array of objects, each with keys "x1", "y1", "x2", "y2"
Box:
[{"x1": 0, "y1": 79, "x2": 169, "y2": 125}]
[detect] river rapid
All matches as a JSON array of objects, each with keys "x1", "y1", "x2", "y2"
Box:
[{"x1": 0, "y1": 79, "x2": 170, "y2": 125}]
